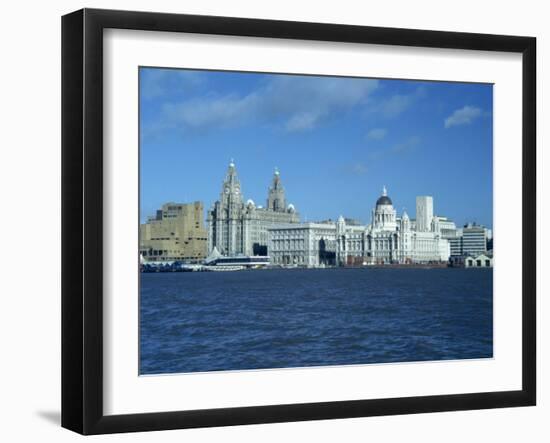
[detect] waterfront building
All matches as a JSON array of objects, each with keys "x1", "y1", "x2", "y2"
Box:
[
  {"x1": 140, "y1": 201, "x2": 208, "y2": 262},
  {"x1": 268, "y1": 222, "x2": 338, "y2": 267},
  {"x1": 449, "y1": 235, "x2": 464, "y2": 257},
  {"x1": 465, "y1": 253, "x2": 493, "y2": 268},
  {"x1": 416, "y1": 196, "x2": 433, "y2": 232},
  {"x1": 461, "y1": 222, "x2": 488, "y2": 256},
  {"x1": 438, "y1": 216, "x2": 458, "y2": 239},
  {"x1": 268, "y1": 187, "x2": 450, "y2": 266},
  {"x1": 435, "y1": 216, "x2": 461, "y2": 256},
  {"x1": 462, "y1": 223, "x2": 488, "y2": 256},
  {"x1": 446, "y1": 221, "x2": 492, "y2": 258},
  {"x1": 207, "y1": 161, "x2": 300, "y2": 256}
]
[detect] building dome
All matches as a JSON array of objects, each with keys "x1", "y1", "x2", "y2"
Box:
[
  {"x1": 376, "y1": 185, "x2": 392, "y2": 206},
  {"x1": 287, "y1": 203, "x2": 295, "y2": 213},
  {"x1": 376, "y1": 195, "x2": 393, "y2": 206},
  {"x1": 246, "y1": 199, "x2": 255, "y2": 208}
]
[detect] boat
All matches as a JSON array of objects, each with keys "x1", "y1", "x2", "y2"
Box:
[
  {"x1": 203, "y1": 247, "x2": 270, "y2": 269},
  {"x1": 202, "y1": 265, "x2": 246, "y2": 272}
]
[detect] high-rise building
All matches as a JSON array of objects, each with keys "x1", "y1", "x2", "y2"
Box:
[
  {"x1": 207, "y1": 161, "x2": 300, "y2": 256},
  {"x1": 416, "y1": 196, "x2": 433, "y2": 232},
  {"x1": 140, "y1": 201, "x2": 208, "y2": 262}
]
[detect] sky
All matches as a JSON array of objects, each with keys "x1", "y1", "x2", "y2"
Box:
[{"x1": 139, "y1": 67, "x2": 493, "y2": 228}]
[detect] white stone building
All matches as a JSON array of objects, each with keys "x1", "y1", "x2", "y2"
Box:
[
  {"x1": 207, "y1": 161, "x2": 300, "y2": 256},
  {"x1": 268, "y1": 187, "x2": 450, "y2": 266},
  {"x1": 268, "y1": 222, "x2": 338, "y2": 267}
]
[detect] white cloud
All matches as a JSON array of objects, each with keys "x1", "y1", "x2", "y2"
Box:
[
  {"x1": 367, "y1": 128, "x2": 387, "y2": 140},
  {"x1": 444, "y1": 105, "x2": 483, "y2": 128},
  {"x1": 369, "y1": 86, "x2": 426, "y2": 118},
  {"x1": 156, "y1": 75, "x2": 379, "y2": 134},
  {"x1": 285, "y1": 111, "x2": 321, "y2": 132},
  {"x1": 162, "y1": 93, "x2": 259, "y2": 129}
]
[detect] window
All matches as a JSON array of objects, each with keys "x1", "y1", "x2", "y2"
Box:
[
  {"x1": 476, "y1": 260, "x2": 482, "y2": 266},
  {"x1": 485, "y1": 260, "x2": 490, "y2": 266}
]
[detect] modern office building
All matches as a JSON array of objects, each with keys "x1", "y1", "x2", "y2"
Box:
[
  {"x1": 447, "y1": 222, "x2": 491, "y2": 259},
  {"x1": 461, "y1": 222, "x2": 488, "y2": 256},
  {"x1": 207, "y1": 161, "x2": 300, "y2": 256},
  {"x1": 140, "y1": 201, "x2": 208, "y2": 262}
]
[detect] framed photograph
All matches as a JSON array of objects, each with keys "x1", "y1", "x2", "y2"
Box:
[{"x1": 61, "y1": 8, "x2": 536, "y2": 435}]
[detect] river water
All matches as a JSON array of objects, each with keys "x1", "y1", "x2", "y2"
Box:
[{"x1": 140, "y1": 268, "x2": 492, "y2": 374}]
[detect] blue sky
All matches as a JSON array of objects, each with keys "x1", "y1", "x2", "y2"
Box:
[{"x1": 140, "y1": 67, "x2": 493, "y2": 228}]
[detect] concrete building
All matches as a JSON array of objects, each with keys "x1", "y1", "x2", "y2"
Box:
[
  {"x1": 446, "y1": 221, "x2": 492, "y2": 260},
  {"x1": 438, "y1": 216, "x2": 458, "y2": 239},
  {"x1": 455, "y1": 222, "x2": 488, "y2": 257},
  {"x1": 207, "y1": 161, "x2": 300, "y2": 256},
  {"x1": 268, "y1": 222, "x2": 338, "y2": 267},
  {"x1": 462, "y1": 223, "x2": 488, "y2": 256},
  {"x1": 449, "y1": 235, "x2": 464, "y2": 257},
  {"x1": 416, "y1": 196, "x2": 433, "y2": 232},
  {"x1": 140, "y1": 201, "x2": 208, "y2": 262},
  {"x1": 268, "y1": 187, "x2": 450, "y2": 267}
]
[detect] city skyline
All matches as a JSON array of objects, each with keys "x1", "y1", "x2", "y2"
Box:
[{"x1": 140, "y1": 68, "x2": 493, "y2": 228}]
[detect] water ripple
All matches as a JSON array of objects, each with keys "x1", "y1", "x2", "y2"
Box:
[{"x1": 140, "y1": 268, "x2": 493, "y2": 374}]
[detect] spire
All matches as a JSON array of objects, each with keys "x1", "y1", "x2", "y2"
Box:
[
  {"x1": 382, "y1": 185, "x2": 387, "y2": 196},
  {"x1": 225, "y1": 158, "x2": 238, "y2": 184},
  {"x1": 274, "y1": 166, "x2": 280, "y2": 176}
]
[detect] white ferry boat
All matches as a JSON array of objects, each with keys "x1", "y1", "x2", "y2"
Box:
[{"x1": 203, "y1": 247, "x2": 270, "y2": 270}]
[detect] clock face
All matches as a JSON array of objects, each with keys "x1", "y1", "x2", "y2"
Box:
[
  {"x1": 225, "y1": 187, "x2": 230, "y2": 194},
  {"x1": 235, "y1": 188, "x2": 240, "y2": 194}
]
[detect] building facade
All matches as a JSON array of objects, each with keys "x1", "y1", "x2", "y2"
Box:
[
  {"x1": 415, "y1": 196, "x2": 434, "y2": 232},
  {"x1": 462, "y1": 223, "x2": 488, "y2": 256},
  {"x1": 448, "y1": 222, "x2": 490, "y2": 258},
  {"x1": 269, "y1": 187, "x2": 450, "y2": 266},
  {"x1": 140, "y1": 201, "x2": 208, "y2": 262},
  {"x1": 207, "y1": 161, "x2": 300, "y2": 256},
  {"x1": 268, "y1": 222, "x2": 338, "y2": 267}
]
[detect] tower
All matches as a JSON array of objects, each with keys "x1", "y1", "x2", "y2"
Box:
[
  {"x1": 207, "y1": 159, "x2": 245, "y2": 255},
  {"x1": 416, "y1": 196, "x2": 434, "y2": 232},
  {"x1": 267, "y1": 167, "x2": 286, "y2": 212},
  {"x1": 220, "y1": 159, "x2": 243, "y2": 208}
]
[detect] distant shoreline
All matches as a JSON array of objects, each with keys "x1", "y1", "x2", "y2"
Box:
[{"x1": 140, "y1": 263, "x2": 493, "y2": 273}]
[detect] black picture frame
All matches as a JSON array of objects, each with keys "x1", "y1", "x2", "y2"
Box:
[{"x1": 61, "y1": 8, "x2": 536, "y2": 435}]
